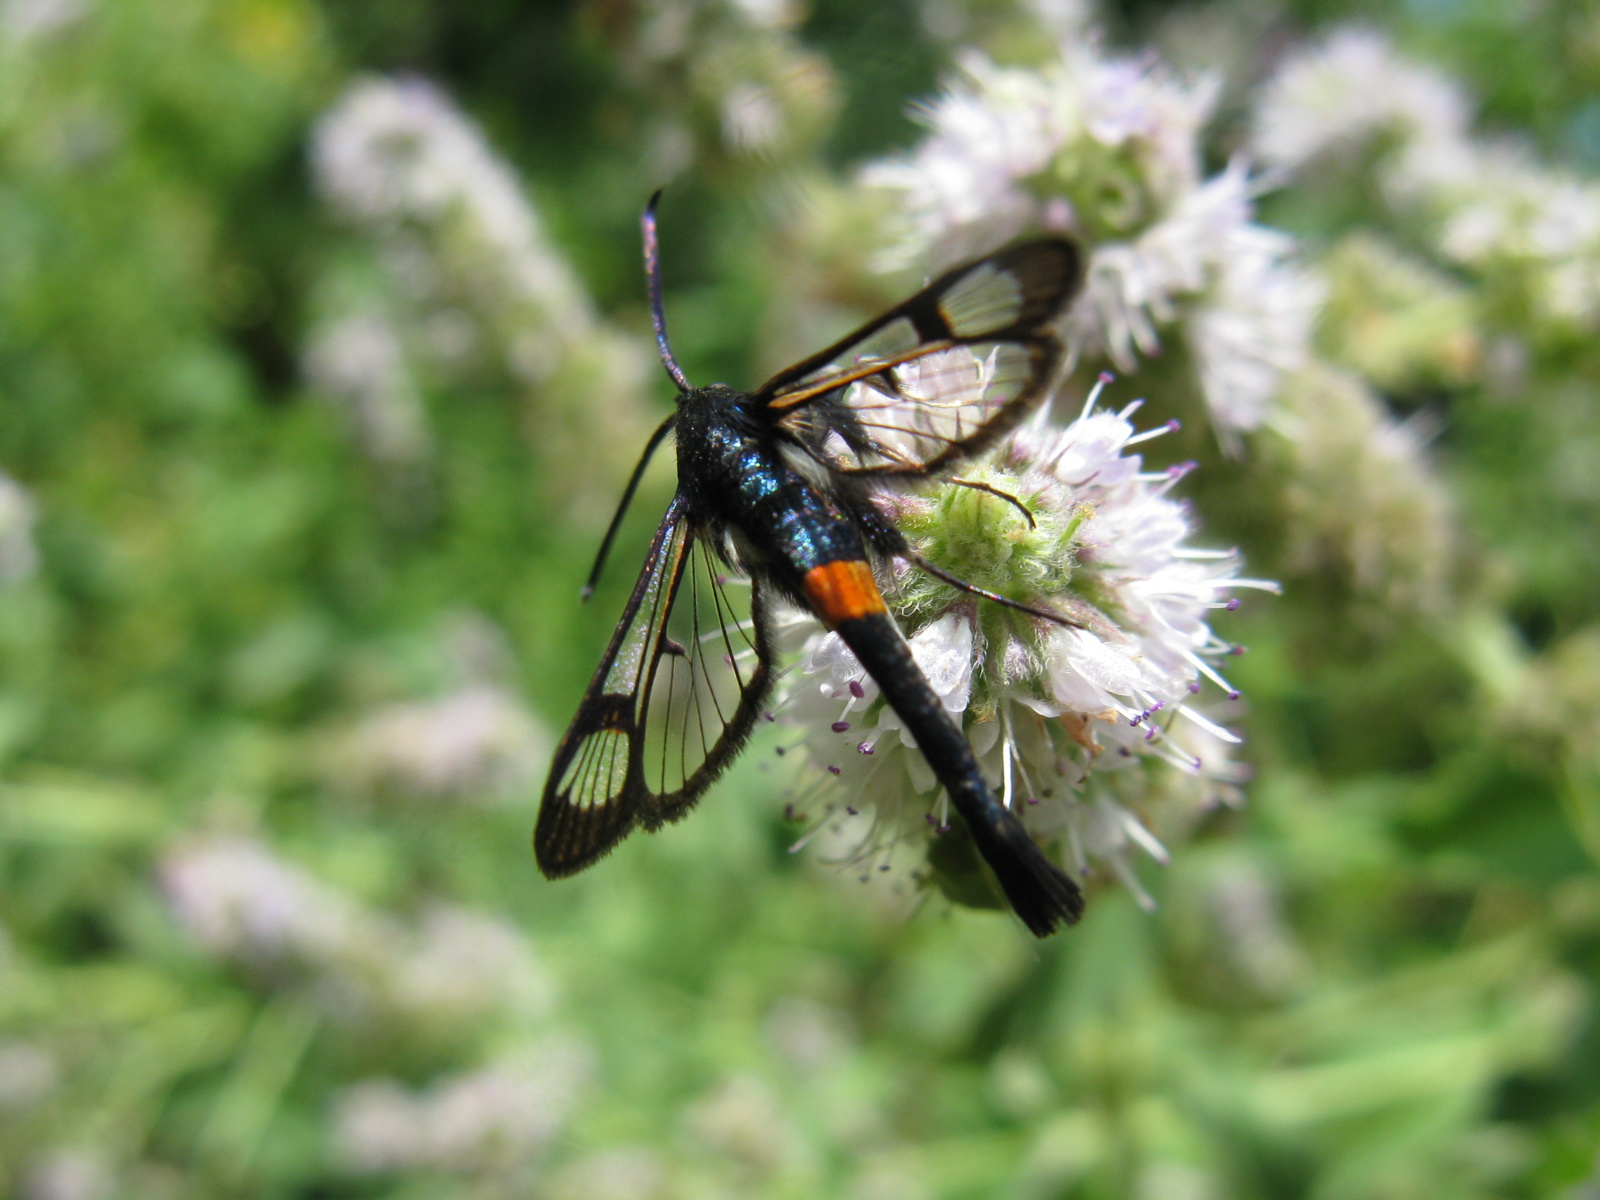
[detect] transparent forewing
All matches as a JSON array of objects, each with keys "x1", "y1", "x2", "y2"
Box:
[
  {"x1": 796, "y1": 339, "x2": 1053, "y2": 475},
  {"x1": 754, "y1": 238, "x2": 1081, "y2": 476},
  {"x1": 537, "y1": 502, "x2": 692, "y2": 877},
  {"x1": 637, "y1": 534, "x2": 772, "y2": 819}
]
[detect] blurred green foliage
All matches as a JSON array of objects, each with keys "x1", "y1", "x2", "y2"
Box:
[{"x1": 0, "y1": 1, "x2": 1598, "y2": 1198}]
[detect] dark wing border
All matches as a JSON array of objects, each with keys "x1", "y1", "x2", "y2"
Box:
[
  {"x1": 639, "y1": 544, "x2": 775, "y2": 828},
  {"x1": 535, "y1": 498, "x2": 775, "y2": 877},
  {"x1": 753, "y1": 237, "x2": 1082, "y2": 409}
]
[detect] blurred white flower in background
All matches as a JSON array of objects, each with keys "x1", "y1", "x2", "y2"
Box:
[
  {"x1": 1253, "y1": 26, "x2": 1600, "y2": 332},
  {"x1": 303, "y1": 310, "x2": 432, "y2": 470},
  {"x1": 160, "y1": 835, "x2": 362, "y2": 967},
  {"x1": 0, "y1": 0, "x2": 85, "y2": 46},
  {"x1": 322, "y1": 612, "x2": 550, "y2": 804},
  {"x1": 309, "y1": 75, "x2": 652, "y2": 510},
  {"x1": 0, "y1": 1040, "x2": 58, "y2": 1112},
  {"x1": 0, "y1": 472, "x2": 39, "y2": 584},
  {"x1": 682, "y1": 1073, "x2": 798, "y2": 1173},
  {"x1": 763, "y1": 997, "x2": 853, "y2": 1074},
  {"x1": 160, "y1": 836, "x2": 551, "y2": 1027},
  {"x1": 384, "y1": 903, "x2": 554, "y2": 1022},
  {"x1": 785, "y1": 377, "x2": 1275, "y2": 909},
  {"x1": 1251, "y1": 27, "x2": 1471, "y2": 180},
  {"x1": 333, "y1": 1042, "x2": 593, "y2": 1176},
  {"x1": 1204, "y1": 859, "x2": 1310, "y2": 999},
  {"x1": 329, "y1": 684, "x2": 549, "y2": 803},
  {"x1": 19, "y1": 1148, "x2": 112, "y2": 1200},
  {"x1": 312, "y1": 75, "x2": 590, "y2": 378},
  {"x1": 542, "y1": 1148, "x2": 669, "y2": 1200},
  {"x1": 609, "y1": 0, "x2": 834, "y2": 177}
]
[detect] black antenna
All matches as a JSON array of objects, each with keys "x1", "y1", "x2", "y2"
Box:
[
  {"x1": 643, "y1": 189, "x2": 691, "y2": 394},
  {"x1": 581, "y1": 413, "x2": 676, "y2": 601}
]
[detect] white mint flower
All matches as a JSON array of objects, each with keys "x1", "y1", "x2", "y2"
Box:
[
  {"x1": 615, "y1": 0, "x2": 835, "y2": 172},
  {"x1": 20, "y1": 1148, "x2": 112, "y2": 1200},
  {"x1": 309, "y1": 75, "x2": 651, "y2": 510},
  {"x1": 160, "y1": 835, "x2": 364, "y2": 966},
  {"x1": 1253, "y1": 27, "x2": 1600, "y2": 333},
  {"x1": 333, "y1": 1043, "x2": 593, "y2": 1176},
  {"x1": 303, "y1": 310, "x2": 432, "y2": 468},
  {"x1": 383, "y1": 903, "x2": 554, "y2": 1023},
  {"x1": 1250, "y1": 27, "x2": 1470, "y2": 179},
  {"x1": 783, "y1": 377, "x2": 1274, "y2": 912},
  {"x1": 0, "y1": 472, "x2": 40, "y2": 584},
  {"x1": 0, "y1": 0, "x2": 86, "y2": 47},
  {"x1": 161, "y1": 835, "x2": 549, "y2": 1028},
  {"x1": 865, "y1": 46, "x2": 1313, "y2": 440},
  {"x1": 311, "y1": 75, "x2": 592, "y2": 380},
  {"x1": 0, "y1": 1040, "x2": 58, "y2": 1112},
  {"x1": 1435, "y1": 167, "x2": 1600, "y2": 330},
  {"x1": 329, "y1": 684, "x2": 550, "y2": 803},
  {"x1": 1251, "y1": 26, "x2": 1481, "y2": 209},
  {"x1": 865, "y1": 48, "x2": 1216, "y2": 268}
]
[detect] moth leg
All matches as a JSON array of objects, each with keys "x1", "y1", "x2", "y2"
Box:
[
  {"x1": 946, "y1": 478, "x2": 1036, "y2": 529},
  {"x1": 902, "y1": 551, "x2": 1084, "y2": 629}
]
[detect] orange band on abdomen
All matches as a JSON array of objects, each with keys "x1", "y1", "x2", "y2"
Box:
[{"x1": 802, "y1": 560, "x2": 887, "y2": 626}]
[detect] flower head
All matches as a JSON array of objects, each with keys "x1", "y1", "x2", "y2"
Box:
[
  {"x1": 1250, "y1": 28, "x2": 1470, "y2": 179},
  {"x1": 784, "y1": 378, "x2": 1273, "y2": 912},
  {"x1": 333, "y1": 1042, "x2": 593, "y2": 1177},
  {"x1": 865, "y1": 47, "x2": 1316, "y2": 442},
  {"x1": 0, "y1": 472, "x2": 39, "y2": 585}
]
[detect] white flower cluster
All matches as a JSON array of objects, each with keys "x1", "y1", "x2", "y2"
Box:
[
  {"x1": 1251, "y1": 28, "x2": 1471, "y2": 182},
  {"x1": 1276, "y1": 362, "x2": 1455, "y2": 615},
  {"x1": 333, "y1": 1042, "x2": 593, "y2": 1177},
  {"x1": 159, "y1": 836, "x2": 551, "y2": 1026},
  {"x1": 0, "y1": 471, "x2": 39, "y2": 585},
  {"x1": 302, "y1": 310, "x2": 431, "y2": 469},
  {"x1": 19, "y1": 1147, "x2": 111, "y2": 1200},
  {"x1": 312, "y1": 76, "x2": 591, "y2": 381},
  {"x1": 1253, "y1": 27, "x2": 1600, "y2": 331},
  {"x1": 0, "y1": 1040, "x2": 57, "y2": 1112},
  {"x1": 864, "y1": 49, "x2": 1320, "y2": 439},
  {"x1": 328, "y1": 683, "x2": 549, "y2": 804},
  {"x1": 614, "y1": 0, "x2": 834, "y2": 175},
  {"x1": 0, "y1": 0, "x2": 85, "y2": 48},
  {"x1": 785, "y1": 379, "x2": 1273, "y2": 909},
  {"x1": 323, "y1": 613, "x2": 550, "y2": 804},
  {"x1": 308, "y1": 75, "x2": 651, "y2": 509}
]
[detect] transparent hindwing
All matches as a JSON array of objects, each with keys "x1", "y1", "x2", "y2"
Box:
[{"x1": 536, "y1": 500, "x2": 773, "y2": 877}]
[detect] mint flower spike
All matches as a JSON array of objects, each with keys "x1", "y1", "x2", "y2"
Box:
[
  {"x1": 863, "y1": 46, "x2": 1321, "y2": 445},
  {"x1": 782, "y1": 375, "x2": 1277, "y2": 914}
]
